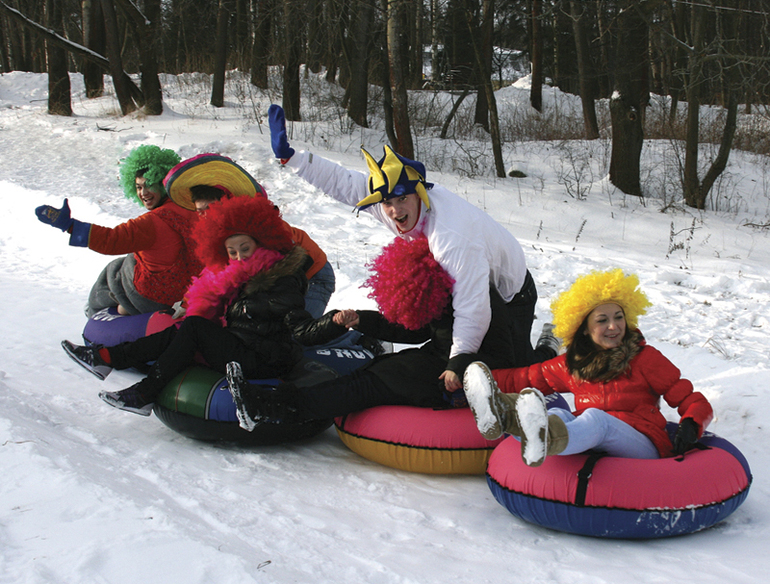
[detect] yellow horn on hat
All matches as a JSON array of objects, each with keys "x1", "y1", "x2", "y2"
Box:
[
  {"x1": 358, "y1": 148, "x2": 387, "y2": 208},
  {"x1": 405, "y1": 165, "x2": 430, "y2": 209},
  {"x1": 380, "y1": 145, "x2": 408, "y2": 192}
]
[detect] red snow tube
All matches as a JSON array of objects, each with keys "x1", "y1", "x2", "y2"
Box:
[
  {"x1": 335, "y1": 393, "x2": 571, "y2": 475},
  {"x1": 486, "y1": 424, "x2": 752, "y2": 538}
]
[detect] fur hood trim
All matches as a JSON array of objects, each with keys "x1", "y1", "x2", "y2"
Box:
[
  {"x1": 573, "y1": 329, "x2": 645, "y2": 382},
  {"x1": 185, "y1": 246, "x2": 305, "y2": 322}
]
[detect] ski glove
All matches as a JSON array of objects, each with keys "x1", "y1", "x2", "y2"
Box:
[
  {"x1": 672, "y1": 417, "x2": 699, "y2": 455},
  {"x1": 35, "y1": 198, "x2": 74, "y2": 232},
  {"x1": 268, "y1": 104, "x2": 295, "y2": 161}
]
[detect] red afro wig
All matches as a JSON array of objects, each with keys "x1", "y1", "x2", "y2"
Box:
[
  {"x1": 363, "y1": 235, "x2": 454, "y2": 330},
  {"x1": 193, "y1": 195, "x2": 294, "y2": 269}
]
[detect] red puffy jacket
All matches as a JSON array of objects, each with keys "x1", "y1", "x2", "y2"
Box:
[
  {"x1": 85, "y1": 199, "x2": 201, "y2": 306},
  {"x1": 492, "y1": 337, "x2": 713, "y2": 457}
]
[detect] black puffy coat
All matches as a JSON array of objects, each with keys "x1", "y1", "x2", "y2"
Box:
[{"x1": 225, "y1": 247, "x2": 348, "y2": 370}]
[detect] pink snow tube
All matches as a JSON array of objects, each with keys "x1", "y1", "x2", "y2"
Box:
[
  {"x1": 335, "y1": 406, "x2": 504, "y2": 474},
  {"x1": 486, "y1": 425, "x2": 752, "y2": 538}
]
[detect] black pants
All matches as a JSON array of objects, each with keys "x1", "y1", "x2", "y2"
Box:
[
  {"x1": 505, "y1": 270, "x2": 553, "y2": 366},
  {"x1": 292, "y1": 368, "x2": 408, "y2": 420},
  {"x1": 108, "y1": 316, "x2": 284, "y2": 400}
]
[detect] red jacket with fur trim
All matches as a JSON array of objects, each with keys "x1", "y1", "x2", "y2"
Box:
[{"x1": 492, "y1": 339, "x2": 713, "y2": 457}]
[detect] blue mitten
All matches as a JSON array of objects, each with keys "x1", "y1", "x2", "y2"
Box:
[
  {"x1": 35, "y1": 198, "x2": 74, "y2": 232},
  {"x1": 268, "y1": 104, "x2": 295, "y2": 161}
]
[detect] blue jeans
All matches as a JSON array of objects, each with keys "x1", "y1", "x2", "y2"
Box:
[
  {"x1": 550, "y1": 408, "x2": 659, "y2": 459},
  {"x1": 304, "y1": 261, "x2": 335, "y2": 319}
]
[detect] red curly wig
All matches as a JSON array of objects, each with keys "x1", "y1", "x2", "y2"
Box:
[
  {"x1": 193, "y1": 195, "x2": 294, "y2": 269},
  {"x1": 363, "y1": 235, "x2": 454, "y2": 330}
]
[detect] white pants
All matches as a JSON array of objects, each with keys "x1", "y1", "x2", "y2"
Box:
[{"x1": 549, "y1": 407, "x2": 659, "y2": 459}]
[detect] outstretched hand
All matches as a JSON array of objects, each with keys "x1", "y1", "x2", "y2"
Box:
[
  {"x1": 35, "y1": 198, "x2": 74, "y2": 232},
  {"x1": 672, "y1": 417, "x2": 699, "y2": 455},
  {"x1": 268, "y1": 104, "x2": 295, "y2": 161}
]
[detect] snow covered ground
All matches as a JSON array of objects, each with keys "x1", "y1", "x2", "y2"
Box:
[{"x1": 1, "y1": 71, "x2": 768, "y2": 583}]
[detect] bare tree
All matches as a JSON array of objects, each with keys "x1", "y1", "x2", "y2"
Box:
[
  {"x1": 82, "y1": 0, "x2": 104, "y2": 97},
  {"x1": 681, "y1": 1, "x2": 739, "y2": 209},
  {"x1": 282, "y1": 0, "x2": 302, "y2": 120},
  {"x1": 570, "y1": 0, "x2": 599, "y2": 139},
  {"x1": 116, "y1": 0, "x2": 163, "y2": 114},
  {"x1": 468, "y1": 0, "x2": 505, "y2": 177},
  {"x1": 251, "y1": 0, "x2": 272, "y2": 89},
  {"x1": 346, "y1": 0, "x2": 375, "y2": 127},
  {"x1": 529, "y1": 0, "x2": 543, "y2": 111},
  {"x1": 45, "y1": 0, "x2": 71, "y2": 115},
  {"x1": 211, "y1": 0, "x2": 232, "y2": 108},
  {"x1": 608, "y1": 0, "x2": 649, "y2": 197},
  {"x1": 387, "y1": 0, "x2": 414, "y2": 157}
]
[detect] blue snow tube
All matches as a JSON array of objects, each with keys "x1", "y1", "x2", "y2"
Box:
[{"x1": 486, "y1": 423, "x2": 752, "y2": 538}]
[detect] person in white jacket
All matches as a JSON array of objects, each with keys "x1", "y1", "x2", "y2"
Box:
[{"x1": 267, "y1": 105, "x2": 557, "y2": 395}]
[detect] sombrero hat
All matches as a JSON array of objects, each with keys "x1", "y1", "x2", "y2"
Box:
[{"x1": 163, "y1": 153, "x2": 266, "y2": 210}]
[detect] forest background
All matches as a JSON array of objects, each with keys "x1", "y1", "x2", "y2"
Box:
[{"x1": 2, "y1": 0, "x2": 770, "y2": 214}]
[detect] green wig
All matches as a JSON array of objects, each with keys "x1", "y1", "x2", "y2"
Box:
[{"x1": 119, "y1": 145, "x2": 181, "y2": 206}]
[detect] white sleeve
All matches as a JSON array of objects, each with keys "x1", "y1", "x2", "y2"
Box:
[{"x1": 286, "y1": 151, "x2": 395, "y2": 231}]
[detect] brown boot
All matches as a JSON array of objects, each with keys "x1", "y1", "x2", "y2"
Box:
[{"x1": 546, "y1": 414, "x2": 569, "y2": 456}]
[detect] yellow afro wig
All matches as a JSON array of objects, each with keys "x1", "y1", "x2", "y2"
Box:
[{"x1": 551, "y1": 269, "x2": 651, "y2": 347}]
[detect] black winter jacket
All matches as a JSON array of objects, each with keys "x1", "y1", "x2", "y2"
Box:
[{"x1": 225, "y1": 247, "x2": 348, "y2": 370}]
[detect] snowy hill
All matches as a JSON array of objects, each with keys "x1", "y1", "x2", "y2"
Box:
[{"x1": 0, "y1": 70, "x2": 768, "y2": 583}]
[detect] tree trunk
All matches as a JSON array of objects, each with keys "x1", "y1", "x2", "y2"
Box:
[
  {"x1": 570, "y1": 0, "x2": 599, "y2": 139},
  {"x1": 211, "y1": 0, "x2": 231, "y2": 108},
  {"x1": 529, "y1": 0, "x2": 543, "y2": 112},
  {"x1": 387, "y1": 0, "x2": 414, "y2": 157},
  {"x1": 45, "y1": 0, "x2": 71, "y2": 116},
  {"x1": 608, "y1": 0, "x2": 648, "y2": 197},
  {"x1": 306, "y1": 0, "x2": 323, "y2": 74},
  {"x1": 347, "y1": 0, "x2": 374, "y2": 127},
  {"x1": 82, "y1": 0, "x2": 104, "y2": 98},
  {"x1": 473, "y1": 0, "x2": 492, "y2": 131},
  {"x1": 250, "y1": 0, "x2": 271, "y2": 89},
  {"x1": 116, "y1": 0, "x2": 163, "y2": 114},
  {"x1": 468, "y1": 0, "x2": 504, "y2": 177},
  {"x1": 682, "y1": 4, "x2": 705, "y2": 208},
  {"x1": 99, "y1": 0, "x2": 137, "y2": 114},
  {"x1": 282, "y1": 0, "x2": 301, "y2": 120},
  {"x1": 683, "y1": 2, "x2": 739, "y2": 210}
]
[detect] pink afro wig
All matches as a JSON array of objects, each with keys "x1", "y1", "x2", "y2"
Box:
[
  {"x1": 193, "y1": 195, "x2": 293, "y2": 269},
  {"x1": 363, "y1": 235, "x2": 454, "y2": 330}
]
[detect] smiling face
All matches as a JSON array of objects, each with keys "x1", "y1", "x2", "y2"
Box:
[
  {"x1": 225, "y1": 234, "x2": 258, "y2": 262},
  {"x1": 585, "y1": 303, "x2": 627, "y2": 350},
  {"x1": 135, "y1": 177, "x2": 164, "y2": 210},
  {"x1": 381, "y1": 193, "x2": 421, "y2": 233}
]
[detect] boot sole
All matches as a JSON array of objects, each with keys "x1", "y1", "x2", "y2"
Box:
[
  {"x1": 463, "y1": 361, "x2": 505, "y2": 440},
  {"x1": 226, "y1": 362, "x2": 258, "y2": 432},
  {"x1": 516, "y1": 388, "x2": 548, "y2": 467}
]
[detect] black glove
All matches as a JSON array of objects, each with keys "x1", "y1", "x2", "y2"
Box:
[
  {"x1": 672, "y1": 418, "x2": 699, "y2": 455},
  {"x1": 268, "y1": 104, "x2": 295, "y2": 161},
  {"x1": 35, "y1": 198, "x2": 74, "y2": 231}
]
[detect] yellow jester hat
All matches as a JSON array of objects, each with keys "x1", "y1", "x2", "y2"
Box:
[
  {"x1": 357, "y1": 146, "x2": 433, "y2": 210},
  {"x1": 551, "y1": 269, "x2": 652, "y2": 347}
]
